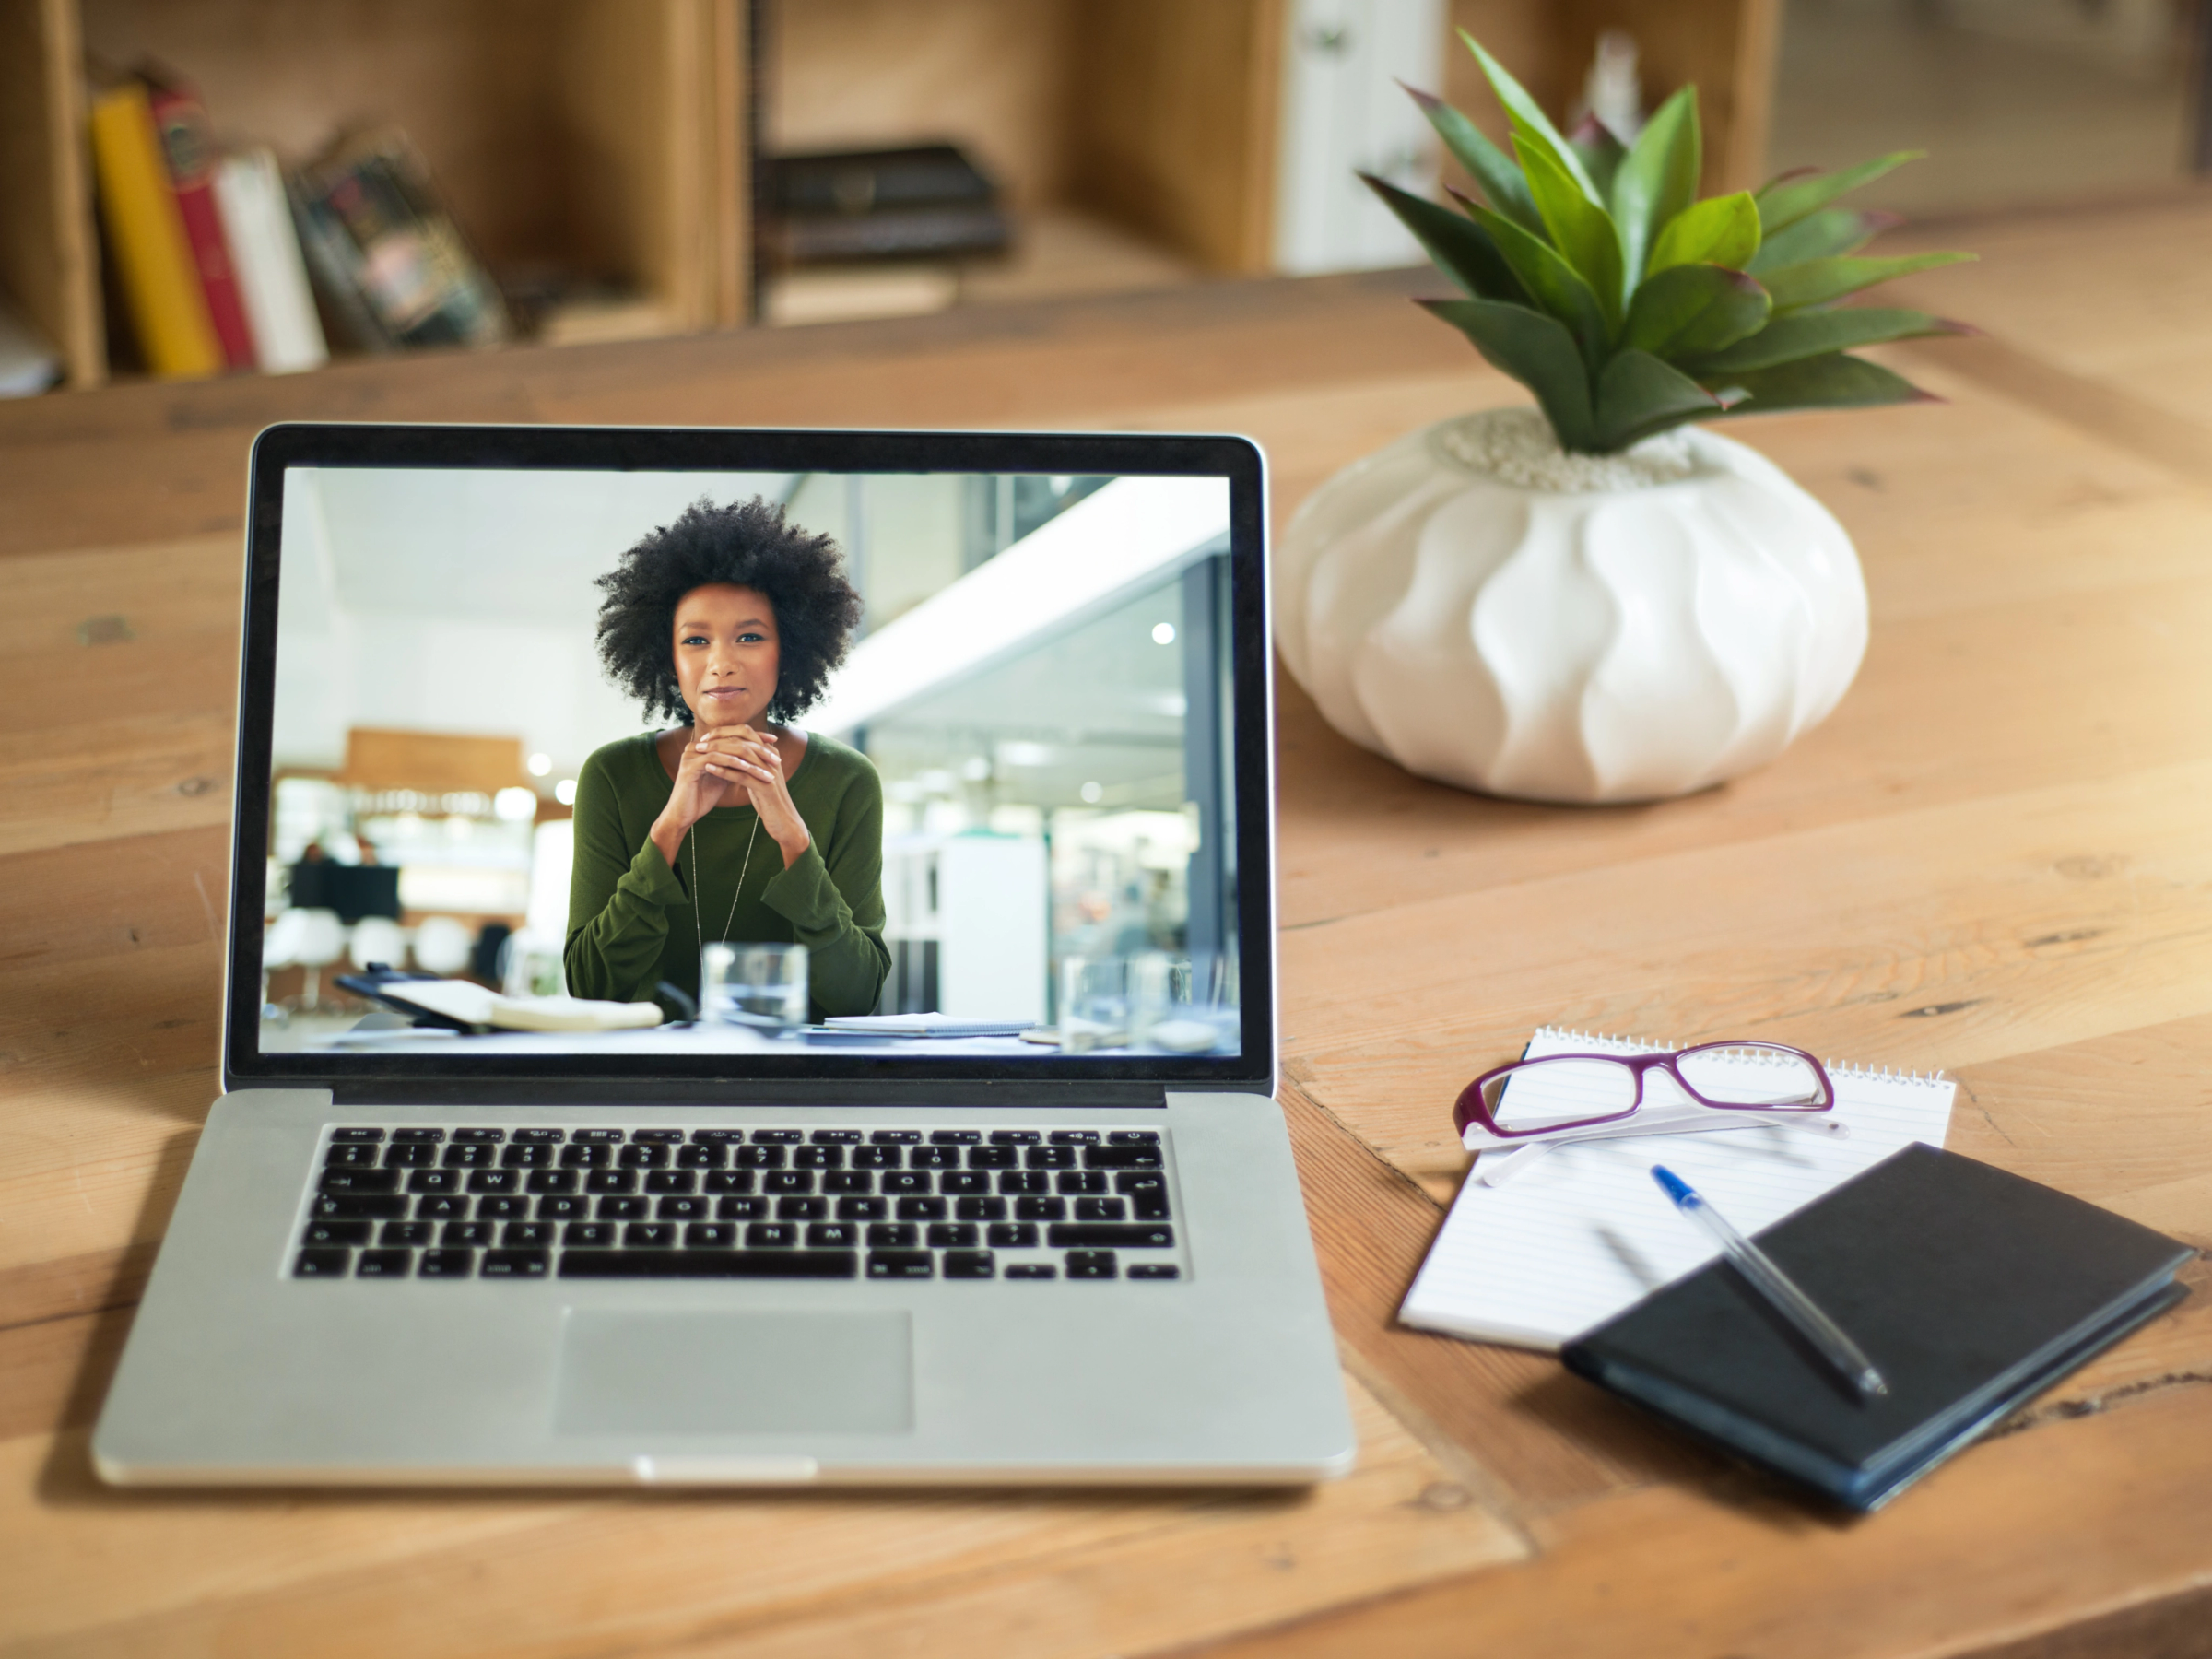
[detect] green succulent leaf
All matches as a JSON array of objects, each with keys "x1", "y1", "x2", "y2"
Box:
[
  {"x1": 1621, "y1": 265, "x2": 1771, "y2": 358},
  {"x1": 1700, "y1": 350, "x2": 1936, "y2": 416},
  {"x1": 1594, "y1": 348, "x2": 1730, "y2": 451},
  {"x1": 1609, "y1": 86, "x2": 1700, "y2": 283},
  {"x1": 1518, "y1": 137, "x2": 1626, "y2": 320},
  {"x1": 1646, "y1": 192, "x2": 1761, "y2": 276},
  {"x1": 1460, "y1": 30, "x2": 1604, "y2": 204},
  {"x1": 1748, "y1": 207, "x2": 1889, "y2": 274},
  {"x1": 1463, "y1": 200, "x2": 1613, "y2": 363},
  {"x1": 1405, "y1": 83, "x2": 1544, "y2": 234},
  {"x1": 1423, "y1": 299, "x2": 1598, "y2": 451},
  {"x1": 1568, "y1": 113, "x2": 1628, "y2": 202},
  {"x1": 1755, "y1": 151, "x2": 1921, "y2": 235},
  {"x1": 1762, "y1": 250, "x2": 1974, "y2": 312},
  {"x1": 1688, "y1": 307, "x2": 1964, "y2": 372},
  {"x1": 1361, "y1": 173, "x2": 1530, "y2": 304}
]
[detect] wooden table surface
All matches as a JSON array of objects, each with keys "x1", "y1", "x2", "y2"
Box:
[{"x1": 5, "y1": 195, "x2": 2212, "y2": 1659}]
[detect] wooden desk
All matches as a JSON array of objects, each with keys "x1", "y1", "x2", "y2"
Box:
[{"x1": 5, "y1": 202, "x2": 2211, "y2": 1658}]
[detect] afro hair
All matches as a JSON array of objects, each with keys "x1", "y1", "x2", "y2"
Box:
[{"x1": 593, "y1": 496, "x2": 863, "y2": 725}]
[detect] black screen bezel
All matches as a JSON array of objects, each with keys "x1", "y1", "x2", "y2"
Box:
[{"x1": 223, "y1": 422, "x2": 1276, "y2": 1104}]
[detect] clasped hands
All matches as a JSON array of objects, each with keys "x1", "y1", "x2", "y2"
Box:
[{"x1": 654, "y1": 724, "x2": 811, "y2": 870}]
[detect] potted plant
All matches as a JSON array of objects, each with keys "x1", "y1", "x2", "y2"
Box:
[{"x1": 1275, "y1": 35, "x2": 1971, "y2": 804}]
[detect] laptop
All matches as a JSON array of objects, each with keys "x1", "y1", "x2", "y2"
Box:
[{"x1": 92, "y1": 422, "x2": 1355, "y2": 1486}]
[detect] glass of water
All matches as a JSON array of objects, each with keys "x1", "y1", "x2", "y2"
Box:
[{"x1": 700, "y1": 942, "x2": 809, "y2": 1032}]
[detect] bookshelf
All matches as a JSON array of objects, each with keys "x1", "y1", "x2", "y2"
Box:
[{"x1": 0, "y1": 0, "x2": 1777, "y2": 391}]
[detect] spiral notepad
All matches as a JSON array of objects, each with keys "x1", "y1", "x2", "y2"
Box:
[{"x1": 1400, "y1": 1028, "x2": 1957, "y2": 1350}]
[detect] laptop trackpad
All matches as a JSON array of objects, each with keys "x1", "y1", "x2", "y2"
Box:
[{"x1": 555, "y1": 1312, "x2": 912, "y2": 1434}]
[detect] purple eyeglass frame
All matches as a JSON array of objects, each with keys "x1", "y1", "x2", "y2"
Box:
[{"x1": 1452, "y1": 1041, "x2": 1838, "y2": 1139}]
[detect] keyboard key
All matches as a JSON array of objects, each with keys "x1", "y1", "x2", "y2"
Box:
[
  {"x1": 822, "y1": 1171, "x2": 873, "y2": 1194},
  {"x1": 806, "y1": 1222, "x2": 861, "y2": 1248},
  {"x1": 1015, "y1": 1196, "x2": 1065, "y2": 1221},
  {"x1": 955, "y1": 1196, "x2": 1007, "y2": 1222},
  {"x1": 301, "y1": 1219, "x2": 371, "y2": 1247},
  {"x1": 689, "y1": 1128, "x2": 746, "y2": 1144},
  {"x1": 513, "y1": 1128, "x2": 564, "y2": 1144},
  {"x1": 453, "y1": 1128, "x2": 505, "y2": 1144},
  {"x1": 736, "y1": 1145, "x2": 786, "y2": 1170},
  {"x1": 597, "y1": 1195, "x2": 649, "y2": 1221},
  {"x1": 880, "y1": 1171, "x2": 930, "y2": 1196},
  {"x1": 407, "y1": 1168, "x2": 464, "y2": 1194},
  {"x1": 685, "y1": 1223, "x2": 735, "y2": 1248},
  {"x1": 657, "y1": 1195, "x2": 708, "y2": 1221},
  {"x1": 526, "y1": 1169, "x2": 579, "y2": 1195},
  {"x1": 1006, "y1": 1263, "x2": 1057, "y2": 1279},
  {"x1": 868, "y1": 1250, "x2": 933, "y2": 1278},
  {"x1": 559, "y1": 1251, "x2": 857, "y2": 1279},
  {"x1": 623, "y1": 1223, "x2": 677, "y2": 1248},
  {"x1": 585, "y1": 1170, "x2": 637, "y2": 1194},
  {"x1": 702, "y1": 1170, "x2": 758, "y2": 1194},
  {"x1": 392, "y1": 1127, "x2": 444, "y2": 1144},
  {"x1": 746, "y1": 1223, "x2": 798, "y2": 1248},
  {"x1": 1025, "y1": 1146, "x2": 1076, "y2": 1169},
  {"x1": 415, "y1": 1194, "x2": 468, "y2": 1220},
  {"x1": 643, "y1": 1170, "x2": 696, "y2": 1194},
  {"x1": 481, "y1": 1250, "x2": 550, "y2": 1277},
  {"x1": 777, "y1": 1195, "x2": 828, "y2": 1221},
  {"x1": 499, "y1": 1143, "x2": 555, "y2": 1169},
  {"x1": 313, "y1": 1194, "x2": 407, "y2": 1220},
  {"x1": 1047, "y1": 1131, "x2": 1099, "y2": 1146},
  {"x1": 987, "y1": 1222, "x2": 1039, "y2": 1249},
  {"x1": 331, "y1": 1127, "x2": 384, "y2": 1143},
  {"x1": 319, "y1": 1168, "x2": 401, "y2": 1194},
  {"x1": 572, "y1": 1128, "x2": 625, "y2": 1144},
  {"x1": 502, "y1": 1221, "x2": 554, "y2": 1247},
  {"x1": 441, "y1": 1143, "x2": 494, "y2": 1168},
  {"x1": 751, "y1": 1129, "x2": 803, "y2": 1145},
  {"x1": 1109, "y1": 1130, "x2": 1160, "y2": 1145},
  {"x1": 418, "y1": 1249, "x2": 475, "y2": 1277},
  {"x1": 998, "y1": 1171, "x2": 1049, "y2": 1196},
  {"x1": 1084, "y1": 1146, "x2": 1162, "y2": 1169},
  {"x1": 1057, "y1": 1171, "x2": 1108, "y2": 1196},
  {"x1": 810, "y1": 1129, "x2": 863, "y2": 1144},
  {"x1": 866, "y1": 1223, "x2": 917, "y2": 1248},
  {"x1": 466, "y1": 1169, "x2": 520, "y2": 1195},
  {"x1": 324, "y1": 1143, "x2": 381, "y2": 1167},
  {"x1": 476, "y1": 1194, "x2": 530, "y2": 1220},
  {"x1": 293, "y1": 1248, "x2": 349, "y2": 1277},
  {"x1": 929, "y1": 1130, "x2": 981, "y2": 1146},
  {"x1": 1049, "y1": 1224, "x2": 1175, "y2": 1249},
  {"x1": 868, "y1": 1129, "x2": 922, "y2": 1146},
  {"x1": 911, "y1": 1145, "x2": 959, "y2": 1170},
  {"x1": 853, "y1": 1145, "x2": 901, "y2": 1171},
  {"x1": 1065, "y1": 1250, "x2": 1118, "y2": 1278},
  {"x1": 677, "y1": 1144, "x2": 726, "y2": 1169},
  {"x1": 536, "y1": 1194, "x2": 589, "y2": 1221},
  {"x1": 564, "y1": 1222, "x2": 616, "y2": 1246},
  {"x1": 618, "y1": 1144, "x2": 668, "y2": 1169},
  {"x1": 559, "y1": 1144, "x2": 612, "y2": 1169},
  {"x1": 926, "y1": 1223, "x2": 978, "y2": 1248},
  {"x1": 966, "y1": 1146, "x2": 1016, "y2": 1170},
  {"x1": 939, "y1": 1171, "x2": 988, "y2": 1196},
  {"x1": 631, "y1": 1128, "x2": 684, "y2": 1145},
  {"x1": 1116, "y1": 1169, "x2": 1171, "y2": 1199},
  {"x1": 381, "y1": 1221, "x2": 433, "y2": 1246},
  {"x1": 765, "y1": 1171, "x2": 815, "y2": 1194},
  {"x1": 1128, "y1": 1264, "x2": 1181, "y2": 1280},
  {"x1": 383, "y1": 1143, "x2": 436, "y2": 1168},
  {"x1": 356, "y1": 1249, "x2": 412, "y2": 1277},
  {"x1": 895, "y1": 1196, "x2": 947, "y2": 1221},
  {"x1": 442, "y1": 1221, "x2": 493, "y2": 1247},
  {"x1": 717, "y1": 1195, "x2": 771, "y2": 1221},
  {"x1": 1074, "y1": 1197, "x2": 1127, "y2": 1221},
  {"x1": 943, "y1": 1250, "x2": 995, "y2": 1279},
  {"x1": 794, "y1": 1146, "x2": 842, "y2": 1169},
  {"x1": 988, "y1": 1130, "x2": 1041, "y2": 1146},
  {"x1": 836, "y1": 1195, "x2": 888, "y2": 1221}
]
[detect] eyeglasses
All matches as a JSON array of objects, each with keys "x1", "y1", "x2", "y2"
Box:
[{"x1": 1453, "y1": 1041, "x2": 1836, "y2": 1147}]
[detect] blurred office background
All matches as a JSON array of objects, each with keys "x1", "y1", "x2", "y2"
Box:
[{"x1": 6, "y1": 0, "x2": 2206, "y2": 395}]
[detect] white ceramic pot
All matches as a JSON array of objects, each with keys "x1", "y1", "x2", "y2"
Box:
[{"x1": 1276, "y1": 407, "x2": 1868, "y2": 804}]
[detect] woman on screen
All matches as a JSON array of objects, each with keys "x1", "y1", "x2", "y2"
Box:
[{"x1": 565, "y1": 498, "x2": 888, "y2": 1019}]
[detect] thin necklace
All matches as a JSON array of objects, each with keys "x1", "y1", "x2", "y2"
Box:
[{"x1": 689, "y1": 809, "x2": 760, "y2": 955}]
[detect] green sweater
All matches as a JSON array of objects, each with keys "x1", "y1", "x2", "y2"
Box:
[{"x1": 563, "y1": 730, "x2": 889, "y2": 1020}]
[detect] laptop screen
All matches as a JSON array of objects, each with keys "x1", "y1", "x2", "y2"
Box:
[{"x1": 230, "y1": 428, "x2": 1271, "y2": 1096}]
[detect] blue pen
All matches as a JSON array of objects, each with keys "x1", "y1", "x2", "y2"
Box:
[{"x1": 1651, "y1": 1165, "x2": 1888, "y2": 1400}]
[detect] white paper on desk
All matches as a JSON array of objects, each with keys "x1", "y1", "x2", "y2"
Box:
[
  {"x1": 1399, "y1": 1028, "x2": 1956, "y2": 1351},
  {"x1": 822, "y1": 1013, "x2": 1034, "y2": 1036}
]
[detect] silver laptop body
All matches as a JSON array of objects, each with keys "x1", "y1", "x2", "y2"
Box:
[{"x1": 93, "y1": 424, "x2": 1354, "y2": 1486}]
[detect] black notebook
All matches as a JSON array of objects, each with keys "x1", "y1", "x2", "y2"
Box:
[{"x1": 1560, "y1": 1144, "x2": 2194, "y2": 1511}]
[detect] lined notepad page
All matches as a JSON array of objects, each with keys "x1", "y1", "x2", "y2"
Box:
[{"x1": 1400, "y1": 1029, "x2": 1956, "y2": 1350}]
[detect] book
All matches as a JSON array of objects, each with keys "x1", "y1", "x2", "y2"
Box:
[
  {"x1": 144, "y1": 75, "x2": 256, "y2": 371},
  {"x1": 1561, "y1": 1144, "x2": 2194, "y2": 1510},
  {"x1": 1399, "y1": 1028, "x2": 1956, "y2": 1348},
  {"x1": 211, "y1": 147, "x2": 328, "y2": 373},
  {"x1": 292, "y1": 128, "x2": 510, "y2": 350},
  {"x1": 759, "y1": 144, "x2": 1010, "y2": 266},
  {"x1": 88, "y1": 80, "x2": 223, "y2": 380}
]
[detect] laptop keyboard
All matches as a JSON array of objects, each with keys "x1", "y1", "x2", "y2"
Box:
[{"x1": 295, "y1": 1126, "x2": 1180, "y2": 1283}]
